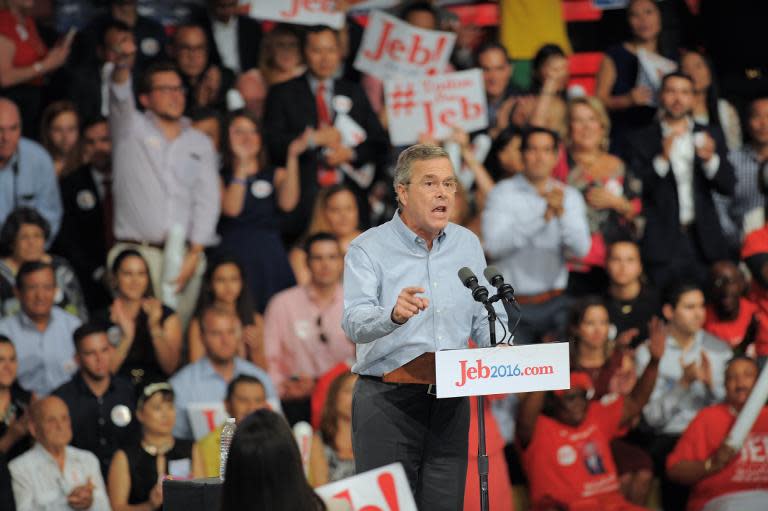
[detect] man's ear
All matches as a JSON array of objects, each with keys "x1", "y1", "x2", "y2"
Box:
[
  {"x1": 662, "y1": 303, "x2": 673, "y2": 322},
  {"x1": 139, "y1": 94, "x2": 150, "y2": 110}
]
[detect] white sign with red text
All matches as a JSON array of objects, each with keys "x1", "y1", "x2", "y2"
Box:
[
  {"x1": 354, "y1": 10, "x2": 455, "y2": 81},
  {"x1": 384, "y1": 69, "x2": 487, "y2": 146},
  {"x1": 435, "y1": 342, "x2": 571, "y2": 399},
  {"x1": 187, "y1": 402, "x2": 228, "y2": 440},
  {"x1": 315, "y1": 463, "x2": 417, "y2": 511},
  {"x1": 248, "y1": 0, "x2": 344, "y2": 29}
]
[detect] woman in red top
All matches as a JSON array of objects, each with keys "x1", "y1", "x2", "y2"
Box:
[{"x1": 0, "y1": 0, "x2": 71, "y2": 137}]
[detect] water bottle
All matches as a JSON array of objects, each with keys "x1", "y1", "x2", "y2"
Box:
[{"x1": 219, "y1": 418, "x2": 237, "y2": 480}]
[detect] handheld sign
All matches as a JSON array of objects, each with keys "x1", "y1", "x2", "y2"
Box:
[
  {"x1": 249, "y1": 0, "x2": 344, "y2": 29},
  {"x1": 315, "y1": 463, "x2": 417, "y2": 511},
  {"x1": 435, "y1": 342, "x2": 571, "y2": 398}
]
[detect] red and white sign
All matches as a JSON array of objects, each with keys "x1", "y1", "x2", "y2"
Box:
[
  {"x1": 315, "y1": 463, "x2": 417, "y2": 511},
  {"x1": 435, "y1": 342, "x2": 571, "y2": 399},
  {"x1": 187, "y1": 402, "x2": 228, "y2": 440},
  {"x1": 384, "y1": 69, "x2": 487, "y2": 146},
  {"x1": 354, "y1": 10, "x2": 456, "y2": 81},
  {"x1": 248, "y1": 0, "x2": 344, "y2": 29}
]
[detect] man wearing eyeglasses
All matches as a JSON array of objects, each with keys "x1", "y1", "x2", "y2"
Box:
[
  {"x1": 263, "y1": 232, "x2": 354, "y2": 425},
  {"x1": 108, "y1": 36, "x2": 220, "y2": 330}
]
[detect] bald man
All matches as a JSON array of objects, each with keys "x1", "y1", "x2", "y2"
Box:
[
  {"x1": 8, "y1": 396, "x2": 110, "y2": 511},
  {"x1": 0, "y1": 98, "x2": 62, "y2": 240}
]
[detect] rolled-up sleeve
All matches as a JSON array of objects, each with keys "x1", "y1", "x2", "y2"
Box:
[{"x1": 189, "y1": 139, "x2": 221, "y2": 246}]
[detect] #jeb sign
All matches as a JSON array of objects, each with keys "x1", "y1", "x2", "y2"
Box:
[
  {"x1": 315, "y1": 463, "x2": 417, "y2": 511},
  {"x1": 384, "y1": 69, "x2": 487, "y2": 146},
  {"x1": 248, "y1": 0, "x2": 344, "y2": 29},
  {"x1": 435, "y1": 342, "x2": 571, "y2": 399},
  {"x1": 354, "y1": 10, "x2": 456, "y2": 81}
]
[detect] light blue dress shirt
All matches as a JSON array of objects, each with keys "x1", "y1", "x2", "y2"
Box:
[
  {"x1": 0, "y1": 307, "x2": 81, "y2": 395},
  {"x1": 169, "y1": 357, "x2": 277, "y2": 439},
  {"x1": 342, "y1": 212, "x2": 507, "y2": 377},
  {"x1": 0, "y1": 138, "x2": 62, "y2": 241}
]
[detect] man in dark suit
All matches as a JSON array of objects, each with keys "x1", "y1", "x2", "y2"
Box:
[
  {"x1": 53, "y1": 117, "x2": 113, "y2": 314},
  {"x1": 263, "y1": 25, "x2": 389, "y2": 244},
  {"x1": 191, "y1": 0, "x2": 263, "y2": 74},
  {"x1": 626, "y1": 71, "x2": 735, "y2": 290}
]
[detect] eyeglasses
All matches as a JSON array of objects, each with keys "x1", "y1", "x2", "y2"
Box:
[
  {"x1": 316, "y1": 316, "x2": 328, "y2": 344},
  {"x1": 177, "y1": 44, "x2": 207, "y2": 54},
  {"x1": 405, "y1": 178, "x2": 458, "y2": 194},
  {"x1": 151, "y1": 85, "x2": 186, "y2": 95}
]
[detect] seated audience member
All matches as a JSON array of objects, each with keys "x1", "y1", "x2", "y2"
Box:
[
  {"x1": 0, "y1": 207, "x2": 87, "y2": 320},
  {"x1": 566, "y1": 97, "x2": 642, "y2": 296},
  {"x1": 604, "y1": 240, "x2": 661, "y2": 344},
  {"x1": 192, "y1": 0, "x2": 263, "y2": 74},
  {"x1": 517, "y1": 323, "x2": 665, "y2": 511},
  {"x1": 53, "y1": 116, "x2": 114, "y2": 314},
  {"x1": 635, "y1": 280, "x2": 733, "y2": 510},
  {"x1": 40, "y1": 100, "x2": 81, "y2": 178},
  {"x1": 626, "y1": 72, "x2": 735, "y2": 290},
  {"x1": 0, "y1": 261, "x2": 81, "y2": 395},
  {"x1": 704, "y1": 261, "x2": 758, "y2": 350},
  {"x1": 0, "y1": 98, "x2": 62, "y2": 240},
  {"x1": 0, "y1": 335, "x2": 32, "y2": 460},
  {"x1": 483, "y1": 127, "x2": 591, "y2": 344},
  {"x1": 170, "y1": 307, "x2": 276, "y2": 440},
  {"x1": 9, "y1": 396, "x2": 110, "y2": 511},
  {"x1": 257, "y1": 23, "x2": 304, "y2": 88},
  {"x1": 188, "y1": 258, "x2": 265, "y2": 367},
  {"x1": 53, "y1": 324, "x2": 137, "y2": 479},
  {"x1": 197, "y1": 374, "x2": 268, "y2": 478},
  {"x1": 94, "y1": 249, "x2": 182, "y2": 387},
  {"x1": 667, "y1": 356, "x2": 768, "y2": 510},
  {"x1": 171, "y1": 23, "x2": 235, "y2": 115},
  {"x1": 309, "y1": 371, "x2": 356, "y2": 486},
  {"x1": 289, "y1": 185, "x2": 361, "y2": 286},
  {"x1": 216, "y1": 109, "x2": 304, "y2": 312},
  {"x1": 741, "y1": 226, "x2": 768, "y2": 364},
  {"x1": 568, "y1": 297, "x2": 654, "y2": 505},
  {"x1": 108, "y1": 382, "x2": 203, "y2": 511},
  {"x1": 484, "y1": 125, "x2": 525, "y2": 183},
  {"x1": 220, "y1": 409, "x2": 339, "y2": 511},
  {"x1": 265, "y1": 233, "x2": 354, "y2": 425}
]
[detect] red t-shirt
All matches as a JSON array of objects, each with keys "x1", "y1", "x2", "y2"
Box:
[
  {"x1": 522, "y1": 394, "x2": 641, "y2": 510},
  {"x1": 704, "y1": 299, "x2": 756, "y2": 348},
  {"x1": 666, "y1": 404, "x2": 768, "y2": 511}
]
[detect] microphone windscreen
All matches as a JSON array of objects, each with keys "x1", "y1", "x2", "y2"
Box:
[
  {"x1": 458, "y1": 267, "x2": 476, "y2": 286},
  {"x1": 484, "y1": 265, "x2": 503, "y2": 284}
]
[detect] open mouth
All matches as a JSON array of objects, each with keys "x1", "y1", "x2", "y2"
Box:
[{"x1": 432, "y1": 206, "x2": 447, "y2": 214}]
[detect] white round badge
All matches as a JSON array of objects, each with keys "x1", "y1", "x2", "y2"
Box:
[
  {"x1": 140, "y1": 38, "x2": 160, "y2": 56},
  {"x1": 76, "y1": 190, "x2": 96, "y2": 211},
  {"x1": 557, "y1": 445, "x2": 577, "y2": 466},
  {"x1": 332, "y1": 95, "x2": 352, "y2": 115},
  {"x1": 251, "y1": 180, "x2": 273, "y2": 199},
  {"x1": 111, "y1": 405, "x2": 132, "y2": 427}
]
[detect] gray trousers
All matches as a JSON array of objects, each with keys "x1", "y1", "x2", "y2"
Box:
[{"x1": 351, "y1": 376, "x2": 469, "y2": 511}]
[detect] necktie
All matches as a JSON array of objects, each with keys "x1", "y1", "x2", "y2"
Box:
[{"x1": 315, "y1": 82, "x2": 338, "y2": 187}]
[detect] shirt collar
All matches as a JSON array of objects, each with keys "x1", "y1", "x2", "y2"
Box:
[
  {"x1": 304, "y1": 282, "x2": 343, "y2": 305},
  {"x1": 74, "y1": 371, "x2": 115, "y2": 396},
  {"x1": 212, "y1": 16, "x2": 238, "y2": 30},
  {"x1": 390, "y1": 210, "x2": 448, "y2": 249},
  {"x1": 144, "y1": 111, "x2": 192, "y2": 136},
  {"x1": 660, "y1": 117, "x2": 694, "y2": 137},
  {"x1": 0, "y1": 147, "x2": 20, "y2": 173},
  {"x1": 667, "y1": 330, "x2": 703, "y2": 351},
  {"x1": 17, "y1": 308, "x2": 54, "y2": 331},
  {"x1": 307, "y1": 74, "x2": 333, "y2": 95}
]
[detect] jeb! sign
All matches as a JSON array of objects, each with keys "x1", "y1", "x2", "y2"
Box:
[
  {"x1": 384, "y1": 69, "x2": 488, "y2": 146},
  {"x1": 435, "y1": 342, "x2": 571, "y2": 399},
  {"x1": 354, "y1": 10, "x2": 456, "y2": 81},
  {"x1": 248, "y1": 0, "x2": 344, "y2": 29},
  {"x1": 315, "y1": 463, "x2": 417, "y2": 511}
]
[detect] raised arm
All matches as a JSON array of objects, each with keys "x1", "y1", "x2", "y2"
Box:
[
  {"x1": 516, "y1": 391, "x2": 547, "y2": 449},
  {"x1": 621, "y1": 317, "x2": 665, "y2": 426}
]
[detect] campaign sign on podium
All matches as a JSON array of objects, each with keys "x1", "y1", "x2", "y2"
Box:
[
  {"x1": 315, "y1": 462, "x2": 417, "y2": 511},
  {"x1": 435, "y1": 342, "x2": 570, "y2": 398}
]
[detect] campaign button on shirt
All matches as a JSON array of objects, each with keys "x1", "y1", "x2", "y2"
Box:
[{"x1": 251, "y1": 180, "x2": 273, "y2": 199}]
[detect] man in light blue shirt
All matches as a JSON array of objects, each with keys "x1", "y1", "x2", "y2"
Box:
[
  {"x1": 0, "y1": 98, "x2": 62, "y2": 241},
  {"x1": 343, "y1": 144, "x2": 505, "y2": 510},
  {"x1": 170, "y1": 307, "x2": 276, "y2": 439},
  {"x1": 0, "y1": 262, "x2": 81, "y2": 395}
]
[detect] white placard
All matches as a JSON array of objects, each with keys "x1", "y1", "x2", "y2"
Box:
[
  {"x1": 435, "y1": 342, "x2": 571, "y2": 399},
  {"x1": 315, "y1": 463, "x2": 417, "y2": 511},
  {"x1": 636, "y1": 48, "x2": 677, "y2": 107},
  {"x1": 353, "y1": 10, "x2": 456, "y2": 81},
  {"x1": 348, "y1": 0, "x2": 400, "y2": 10},
  {"x1": 248, "y1": 0, "x2": 344, "y2": 29},
  {"x1": 384, "y1": 69, "x2": 488, "y2": 146},
  {"x1": 726, "y1": 361, "x2": 768, "y2": 449},
  {"x1": 186, "y1": 402, "x2": 228, "y2": 440}
]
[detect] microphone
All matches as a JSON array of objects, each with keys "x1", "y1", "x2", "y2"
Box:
[
  {"x1": 458, "y1": 267, "x2": 489, "y2": 303},
  {"x1": 484, "y1": 266, "x2": 517, "y2": 303}
]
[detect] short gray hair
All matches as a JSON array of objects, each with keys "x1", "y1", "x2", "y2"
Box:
[{"x1": 393, "y1": 144, "x2": 451, "y2": 197}]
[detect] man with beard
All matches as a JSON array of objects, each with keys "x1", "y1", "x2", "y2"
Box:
[
  {"x1": 626, "y1": 71, "x2": 735, "y2": 290},
  {"x1": 53, "y1": 324, "x2": 137, "y2": 479},
  {"x1": 108, "y1": 37, "x2": 220, "y2": 329}
]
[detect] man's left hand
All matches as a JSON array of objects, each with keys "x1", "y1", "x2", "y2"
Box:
[{"x1": 175, "y1": 250, "x2": 200, "y2": 293}]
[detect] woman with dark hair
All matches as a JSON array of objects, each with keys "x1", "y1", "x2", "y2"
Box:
[
  {"x1": 187, "y1": 257, "x2": 265, "y2": 368},
  {"x1": 527, "y1": 44, "x2": 569, "y2": 137},
  {"x1": 217, "y1": 109, "x2": 306, "y2": 312},
  {"x1": 309, "y1": 371, "x2": 356, "y2": 486},
  {"x1": 258, "y1": 23, "x2": 305, "y2": 87},
  {"x1": 40, "y1": 100, "x2": 81, "y2": 177},
  {"x1": 108, "y1": 382, "x2": 203, "y2": 511},
  {"x1": 0, "y1": 335, "x2": 32, "y2": 461},
  {"x1": 0, "y1": 207, "x2": 87, "y2": 320},
  {"x1": 93, "y1": 250, "x2": 182, "y2": 386},
  {"x1": 680, "y1": 49, "x2": 742, "y2": 151},
  {"x1": 484, "y1": 125, "x2": 524, "y2": 182},
  {"x1": 221, "y1": 408, "x2": 329, "y2": 511}
]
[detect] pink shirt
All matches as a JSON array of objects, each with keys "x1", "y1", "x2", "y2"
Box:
[{"x1": 263, "y1": 284, "x2": 355, "y2": 393}]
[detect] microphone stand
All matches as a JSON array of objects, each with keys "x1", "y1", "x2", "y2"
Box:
[{"x1": 476, "y1": 298, "x2": 499, "y2": 511}]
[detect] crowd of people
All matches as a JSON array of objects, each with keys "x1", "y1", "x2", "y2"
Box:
[{"x1": 0, "y1": 0, "x2": 767, "y2": 510}]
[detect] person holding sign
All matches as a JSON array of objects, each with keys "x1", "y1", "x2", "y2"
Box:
[
  {"x1": 666, "y1": 356, "x2": 768, "y2": 511},
  {"x1": 342, "y1": 144, "x2": 505, "y2": 510}
]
